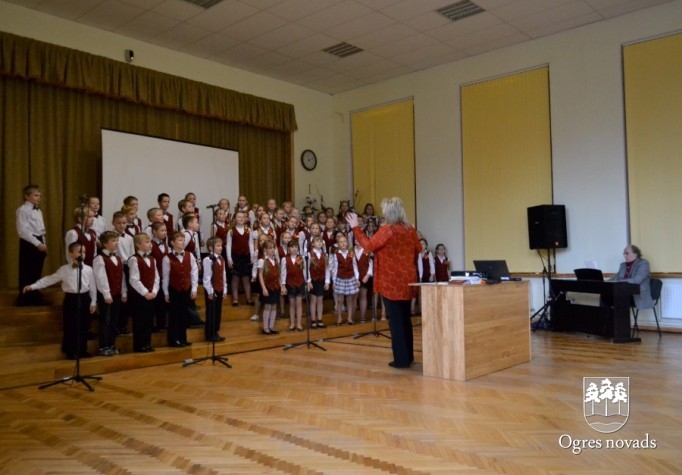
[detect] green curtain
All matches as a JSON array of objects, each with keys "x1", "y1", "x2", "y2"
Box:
[{"x1": 0, "y1": 32, "x2": 295, "y2": 290}]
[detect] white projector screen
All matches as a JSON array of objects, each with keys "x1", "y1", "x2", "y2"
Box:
[{"x1": 102, "y1": 129, "x2": 239, "y2": 250}]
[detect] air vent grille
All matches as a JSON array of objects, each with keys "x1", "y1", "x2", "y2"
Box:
[
  {"x1": 181, "y1": 0, "x2": 224, "y2": 9},
  {"x1": 323, "y1": 42, "x2": 364, "y2": 58},
  {"x1": 436, "y1": 0, "x2": 485, "y2": 22}
]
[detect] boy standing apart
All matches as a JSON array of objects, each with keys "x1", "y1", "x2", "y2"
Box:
[
  {"x1": 24, "y1": 242, "x2": 97, "y2": 359},
  {"x1": 16, "y1": 184, "x2": 48, "y2": 306}
]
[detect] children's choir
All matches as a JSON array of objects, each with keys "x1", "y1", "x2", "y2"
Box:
[{"x1": 17, "y1": 189, "x2": 445, "y2": 360}]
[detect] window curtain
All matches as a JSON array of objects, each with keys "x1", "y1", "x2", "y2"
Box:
[
  {"x1": 350, "y1": 99, "x2": 416, "y2": 224},
  {"x1": 624, "y1": 32, "x2": 682, "y2": 272},
  {"x1": 461, "y1": 66, "x2": 553, "y2": 272},
  {"x1": 0, "y1": 32, "x2": 295, "y2": 289}
]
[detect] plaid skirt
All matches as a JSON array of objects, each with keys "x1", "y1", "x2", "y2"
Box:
[{"x1": 334, "y1": 277, "x2": 359, "y2": 296}]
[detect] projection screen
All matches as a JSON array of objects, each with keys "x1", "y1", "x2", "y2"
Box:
[{"x1": 102, "y1": 129, "x2": 239, "y2": 251}]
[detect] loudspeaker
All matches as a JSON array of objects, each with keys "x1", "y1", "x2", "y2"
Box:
[{"x1": 527, "y1": 205, "x2": 567, "y2": 250}]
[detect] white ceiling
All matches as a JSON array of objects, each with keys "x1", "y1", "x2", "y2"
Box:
[{"x1": 5, "y1": 0, "x2": 673, "y2": 94}]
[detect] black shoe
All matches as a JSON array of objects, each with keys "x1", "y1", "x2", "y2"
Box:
[
  {"x1": 316, "y1": 321, "x2": 326, "y2": 328},
  {"x1": 388, "y1": 361, "x2": 410, "y2": 369},
  {"x1": 232, "y1": 301, "x2": 239, "y2": 307},
  {"x1": 261, "y1": 329, "x2": 272, "y2": 335},
  {"x1": 146, "y1": 346, "x2": 155, "y2": 352},
  {"x1": 169, "y1": 341, "x2": 185, "y2": 348},
  {"x1": 206, "y1": 336, "x2": 222, "y2": 342},
  {"x1": 181, "y1": 341, "x2": 192, "y2": 347},
  {"x1": 269, "y1": 329, "x2": 279, "y2": 335}
]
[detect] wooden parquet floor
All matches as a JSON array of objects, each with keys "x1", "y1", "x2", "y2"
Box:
[{"x1": 1, "y1": 330, "x2": 680, "y2": 474}]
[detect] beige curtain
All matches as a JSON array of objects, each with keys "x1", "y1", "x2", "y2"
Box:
[{"x1": 0, "y1": 32, "x2": 295, "y2": 289}]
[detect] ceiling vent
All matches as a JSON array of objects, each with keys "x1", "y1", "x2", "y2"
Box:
[
  {"x1": 436, "y1": 0, "x2": 485, "y2": 22},
  {"x1": 323, "y1": 42, "x2": 364, "y2": 58},
  {"x1": 181, "y1": 0, "x2": 224, "y2": 9}
]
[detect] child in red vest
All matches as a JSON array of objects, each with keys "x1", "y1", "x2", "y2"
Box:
[
  {"x1": 128, "y1": 234, "x2": 159, "y2": 353},
  {"x1": 93, "y1": 231, "x2": 127, "y2": 356},
  {"x1": 162, "y1": 231, "x2": 198, "y2": 348},
  {"x1": 307, "y1": 236, "x2": 329, "y2": 328},
  {"x1": 202, "y1": 237, "x2": 227, "y2": 342},
  {"x1": 257, "y1": 239, "x2": 280, "y2": 335},
  {"x1": 282, "y1": 240, "x2": 305, "y2": 331}
]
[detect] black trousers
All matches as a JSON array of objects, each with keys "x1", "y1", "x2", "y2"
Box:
[
  {"x1": 382, "y1": 297, "x2": 414, "y2": 367},
  {"x1": 204, "y1": 290, "x2": 223, "y2": 340},
  {"x1": 168, "y1": 287, "x2": 190, "y2": 344},
  {"x1": 62, "y1": 292, "x2": 91, "y2": 356},
  {"x1": 130, "y1": 293, "x2": 154, "y2": 351},
  {"x1": 17, "y1": 238, "x2": 46, "y2": 306},
  {"x1": 97, "y1": 293, "x2": 121, "y2": 349},
  {"x1": 154, "y1": 290, "x2": 168, "y2": 330}
]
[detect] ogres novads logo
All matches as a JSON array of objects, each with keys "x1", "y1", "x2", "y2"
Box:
[{"x1": 583, "y1": 377, "x2": 629, "y2": 433}]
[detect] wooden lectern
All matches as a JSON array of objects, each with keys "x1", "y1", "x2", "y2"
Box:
[{"x1": 416, "y1": 282, "x2": 530, "y2": 381}]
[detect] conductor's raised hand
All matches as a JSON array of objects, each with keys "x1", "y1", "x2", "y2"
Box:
[{"x1": 345, "y1": 212, "x2": 358, "y2": 229}]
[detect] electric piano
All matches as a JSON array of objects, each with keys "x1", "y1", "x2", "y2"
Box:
[{"x1": 550, "y1": 279, "x2": 640, "y2": 343}]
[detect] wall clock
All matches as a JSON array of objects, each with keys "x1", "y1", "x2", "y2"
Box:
[{"x1": 301, "y1": 149, "x2": 317, "y2": 171}]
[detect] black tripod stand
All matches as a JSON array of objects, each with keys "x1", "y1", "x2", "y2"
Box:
[
  {"x1": 184, "y1": 252, "x2": 231, "y2": 368},
  {"x1": 353, "y1": 291, "x2": 391, "y2": 340},
  {"x1": 531, "y1": 248, "x2": 557, "y2": 331},
  {"x1": 40, "y1": 196, "x2": 102, "y2": 392},
  {"x1": 284, "y1": 255, "x2": 326, "y2": 351}
]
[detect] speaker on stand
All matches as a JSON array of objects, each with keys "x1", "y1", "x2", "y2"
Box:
[{"x1": 527, "y1": 205, "x2": 567, "y2": 330}]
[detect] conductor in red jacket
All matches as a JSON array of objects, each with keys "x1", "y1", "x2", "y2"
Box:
[{"x1": 346, "y1": 197, "x2": 421, "y2": 368}]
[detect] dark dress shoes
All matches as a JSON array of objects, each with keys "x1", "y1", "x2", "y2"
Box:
[
  {"x1": 388, "y1": 361, "x2": 410, "y2": 369},
  {"x1": 169, "y1": 341, "x2": 185, "y2": 348}
]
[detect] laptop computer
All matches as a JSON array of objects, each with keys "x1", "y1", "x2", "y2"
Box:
[{"x1": 473, "y1": 260, "x2": 521, "y2": 282}]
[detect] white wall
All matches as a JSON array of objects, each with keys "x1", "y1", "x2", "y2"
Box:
[{"x1": 332, "y1": 1, "x2": 682, "y2": 278}]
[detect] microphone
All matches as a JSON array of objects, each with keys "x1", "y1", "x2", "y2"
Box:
[{"x1": 205, "y1": 203, "x2": 219, "y2": 209}]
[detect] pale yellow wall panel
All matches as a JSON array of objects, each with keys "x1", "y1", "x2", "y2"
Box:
[
  {"x1": 462, "y1": 67, "x2": 552, "y2": 272},
  {"x1": 351, "y1": 100, "x2": 415, "y2": 224},
  {"x1": 624, "y1": 33, "x2": 682, "y2": 272}
]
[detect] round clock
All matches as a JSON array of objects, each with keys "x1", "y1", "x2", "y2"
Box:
[{"x1": 301, "y1": 149, "x2": 317, "y2": 171}]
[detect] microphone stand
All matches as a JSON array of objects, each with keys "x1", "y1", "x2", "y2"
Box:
[
  {"x1": 184, "y1": 254, "x2": 231, "y2": 369},
  {"x1": 532, "y1": 248, "x2": 556, "y2": 331},
  {"x1": 40, "y1": 196, "x2": 102, "y2": 391},
  {"x1": 353, "y1": 289, "x2": 391, "y2": 340},
  {"x1": 284, "y1": 255, "x2": 326, "y2": 351}
]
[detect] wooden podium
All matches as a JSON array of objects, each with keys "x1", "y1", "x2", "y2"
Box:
[{"x1": 416, "y1": 282, "x2": 530, "y2": 381}]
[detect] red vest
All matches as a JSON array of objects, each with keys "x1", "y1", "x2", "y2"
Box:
[
  {"x1": 356, "y1": 251, "x2": 370, "y2": 279},
  {"x1": 101, "y1": 253, "x2": 123, "y2": 297},
  {"x1": 421, "y1": 253, "x2": 432, "y2": 281},
  {"x1": 230, "y1": 227, "x2": 250, "y2": 256},
  {"x1": 184, "y1": 231, "x2": 197, "y2": 256},
  {"x1": 150, "y1": 239, "x2": 168, "y2": 275},
  {"x1": 168, "y1": 252, "x2": 192, "y2": 292},
  {"x1": 435, "y1": 257, "x2": 450, "y2": 282},
  {"x1": 125, "y1": 223, "x2": 140, "y2": 238},
  {"x1": 309, "y1": 250, "x2": 327, "y2": 282},
  {"x1": 207, "y1": 254, "x2": 225, "y2": 293},
  {"x1": 322, "y1": 231, "x2": 336, "y2": 253},
  {"x1": 74, "y1": 226, "x2": 97, "y2": 266},
  {"x1": 131, "y1": 254, "x2": 156, "y2": 296},
  {"x1": 214, "y1": 223, "x2": 229, "y2": 245},
  {"x1": 262, "y1": 257, "x2": 280, "y2": 292},
  {"x1": 163, "y1": 212, "x2": 174, "y2": 234},
  {"x1": 285, "y1": 256, "x2": 305, "y2": 287},
  {"x1": 277, "y1": 245, "x2": 288, "y2": 260},
  {"x1": 336, "y1": 251, "x2": 355, "y2": 279}
]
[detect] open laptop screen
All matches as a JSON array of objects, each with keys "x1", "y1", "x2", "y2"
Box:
[{"x1": 473, "y1": 260, "x2": 511, "y2": 280}]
